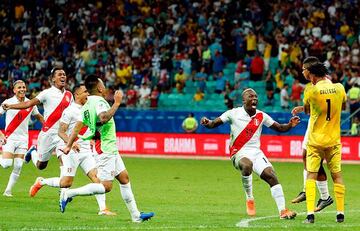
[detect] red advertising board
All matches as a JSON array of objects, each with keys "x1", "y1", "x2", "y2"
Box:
[
  {"x1": 116, "y1": 132, "x2": 360, "y2": 161},
  {"x1": 1, "y1": 131, "x2": 359, "y2": 161}
]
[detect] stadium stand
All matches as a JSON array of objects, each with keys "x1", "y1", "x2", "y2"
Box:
[{"x1": 0, "y1": 0, "x2": 359, "y2": 116}]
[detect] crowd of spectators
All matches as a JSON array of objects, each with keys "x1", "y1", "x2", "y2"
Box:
[{"x1": 0, "y1": 0, "x2": 359, "y2": 117}]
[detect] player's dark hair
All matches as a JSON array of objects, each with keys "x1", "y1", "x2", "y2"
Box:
[
  {"x1": 50, "y1": 66, "x2": 63, "y2": 77},
  {"x1": 307, "y1": 62, "x2": 328, "y2": 77},
  {"x1": 49, "y1": 66, "x2": 64, "y2": 85},
  {"x1": 303, "y1": 56, "x2": 320, "y2": 68},
  {"x1": 73, "y1": 83, "x2": 85, "y2": 93},
  {"x1": 84, "y1": 74, "x2": 100, "y2": 94}
]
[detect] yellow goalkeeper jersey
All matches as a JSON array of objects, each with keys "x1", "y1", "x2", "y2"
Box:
[{"x1": 303, "y1": 79, "x2": 346, "y2": 147}]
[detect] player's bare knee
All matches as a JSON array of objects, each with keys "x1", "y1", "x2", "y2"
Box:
[
  {"x1": 87, "y1": 169, "x2": 100, "y2": 183},
  {"x1": 116, "y1": 170, "x2": 130, "y2": 184},
  {"x1": 60, "y1": 177, "x2": 73, "y2": 188},
  {"x1": 37, "y1": 161, "x2": 48, "y2": 170},
  {"x1": 102, "y1": 181, "x2": 113, "y2": 192},
  {"x1": 261, "y1": 168, "x2": 279, "y2": 186},
  {"x1": 239, "y1": 158, "x2": 253, "y2": 175}
]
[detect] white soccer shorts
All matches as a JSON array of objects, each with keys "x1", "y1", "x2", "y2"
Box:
[
  {"x1": 96, "y1": 153, "x2": 126, "y2": 181},
  {"x1": 37, "y1": 130, "x2": 62, "y2": 161},
  {"x1": 61, "y1": 149, "x2": 96, "y2": 177},
  {"x1": 2, "y1": 139, "x2": 28, "y2": 154},
  {"x1": 231, "y1": 147, "x2": 273, "y2": 176}
]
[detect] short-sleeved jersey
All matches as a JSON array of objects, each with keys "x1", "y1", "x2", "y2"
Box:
[
  {"x1": 219, "y1": 107, "x2": 275, "y2": 150},
  {"x1": 81, "y1": 95, "x2": 118, "y2": 155},
  {"x1": 303, "y1": 80, "x2": 346, "y2": 147},
  {"x1": 36, "y1": 86, "x2": 73, "y2": 132},
  {"x1": 59, "y1": 103, "x2": 90, "y2": 151},
  {"x1": 0, "y1": 96, "x2": 40, "y2": 141}
]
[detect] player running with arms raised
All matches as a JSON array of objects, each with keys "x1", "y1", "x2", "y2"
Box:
[
  {"x1": 60, "y1": 75, "x2": 154, "y2": 222},
  {"x1": 201, "y1": 88, "x2": 299, "y2": 219},
  {"x1": 28, "y1": 84, "x2": 115, "y2": 215},
  {"x1": 0, "y1": 80, "x2": 44, "y2": 196},
  {"x1": 2, "y1": 67, "x2": 72, "y2": 170}
]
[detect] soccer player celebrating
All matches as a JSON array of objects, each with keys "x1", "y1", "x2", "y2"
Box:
[
  {"x1": 60, "y1": 75, "x2": 154, "y2": 222},
  {"x1": 201, "y1": 88, "x2": 299, "y2": 219},
  {"x1": 28, "y1": 84, "x2": 115, "y2": 215},
  {"x1": 2, "y1": 67, "x2": 72, "y2": 170},
  {"x1": 291, "y1": 57, "x2": 333, "y2": 212},
  {"x1": 0, "y1": 80, "x2": 44, "y2": 196},
  {"x1": 302, "y1": 62, "x2": 346, "y2": 223}
]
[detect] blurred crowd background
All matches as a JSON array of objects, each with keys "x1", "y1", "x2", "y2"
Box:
[{"x1": 0, "y1": 0, "x2": 359, "y2": 121}]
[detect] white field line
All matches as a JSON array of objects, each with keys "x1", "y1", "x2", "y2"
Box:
[{"x1": 236, "y1": 209, "x2": 360, "y2": 228}]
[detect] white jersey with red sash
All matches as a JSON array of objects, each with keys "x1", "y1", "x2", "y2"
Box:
[
  {"x1": 219, "y1": 107, "x2": 275, "y2": 157},
  {"x1": 36, "y1": 86, "x2": 73, "y2": 133},
  {"x1": 0, "y1": 96, "x2": 40, "y2": 141},
  {"x1": 59, "y1": 102, "x2": 91, "y2": 151}
]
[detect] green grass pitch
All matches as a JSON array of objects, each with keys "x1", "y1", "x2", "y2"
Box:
[{"x1": 0, "y1": 157, "x2": 359, "y2": 230}]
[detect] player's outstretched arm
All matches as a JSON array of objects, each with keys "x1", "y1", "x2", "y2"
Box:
[
  {"x1": 58, "y1": 122, "x2": 70, "y2": 143},
  {"x1": 98, "y1": 90, "x2": 122, "y2": 124},
  {"x1": 61, "y1": 121, "x2": 84, "y2": 154},
  {"x1": 291, "y1": 106, "x2": 304, "y2": 116},
  {"x1": 2, "y1": 98, "x2": 40, "y2": 111},
  {"x1": 200, "y1": 117, "x2": 223, "y2": 129},
  {"x1": 0, "y1": 130, "x2": 6, "y2": 145},
  {"x1": 270, "y1": 116, "x2": 300, "y2": 132},
  {"x1": 34, "y1": 113, "x2": 45, "y2": 125}
]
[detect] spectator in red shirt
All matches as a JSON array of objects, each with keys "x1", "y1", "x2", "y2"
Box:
[
  {"x1": 126, "y1": 84, "x2": 138, "y2": 108},
  {"x1": 250, "y1": 52, "x2": 264, "y2": 81},
  {"x1": 150, "y1": 86, "x2": 160, "y2": 109},
  {"x1": 291, "y1": 79, "x2": 303, "y2": 107}
]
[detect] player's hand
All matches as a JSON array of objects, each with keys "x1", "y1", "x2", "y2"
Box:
[
  {"x1": 200, "y1": 117, "x2": 211, "y2": 126},
  {"x1": 0, "y1": 136, "x2": 6, "y2": 145},
  {"x1": 60, "y1": 146, "x2": 71, "y2": 155},
  {"x1": 1, "y1": 103, "x2": 10, "y2": 111},
  {"x1": 114, "y1": 90, "x2": 123, "y2": 106},
  {"x1": 289, "y1": 116, "x2": 300, "y2": 127},
  {"x1": 291, "y1": 106, "x2": 304, "y2": 116},
  {"x1": 72, "y1": 142, "x2": 80, "y2": 153}
]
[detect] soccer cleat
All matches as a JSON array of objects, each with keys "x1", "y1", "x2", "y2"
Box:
[
  {"x1": 303, "y1": 214, "x2": 315, "y2": 223},
  {"x1": 59, "y1": 190, "x2": 72, "y2": 213},
  {"x1": 291, "y1": 191, "x2": 306, "y2": 203},
  {"x1": 314, "y1": 196, "x2": 334, "y2": 212},
  {"x1": 24, "y1": 145, "x2": 37, "y2": 163},
  {"x1": 132, "y1": 212, "x2": 155, "y2": 223},
  {"x1": 98, "y1": 208, "x2": 117, "y2": 216},
  {"x1": 280, "y1": 208, "x2": 297, "y2": 219},
  {"x1": 336, "y1": 213, "x2": 344, "y2": 223},
  {"x1": 246, "y1": 198, "x2": 256, "y2": 216},
  {"x1": 29, "y1": 177, "x2": 44, "y2": 197},
  {"x1": 3, "y1": 191, "x2": 13, "y2": 197}
]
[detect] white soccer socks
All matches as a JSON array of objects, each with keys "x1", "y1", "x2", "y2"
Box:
[
  {"x1": 242, "y1": 174, "x2": 254, "y2": 199},
  {"x1": 316, "y1": 180, "x2": 330, "y2": 200},
  {"x1": 4, "y1": 158, "x2": 23, "y2": 195},
  {"x1": 40, "y1": 177, "x2": 60, "y2": 187},
  {"x1": 95, "y1": 194, "x2": 106, "y2": 211},
  {"x1": 270, "y1": 184, "x2": 286, "y2": 213},
  {"x1": 66, "y1": 183, "x2": 106, "y2": 198},
  {"x1": 120, "y1": 182, "x2": 141, "y2": 220}
]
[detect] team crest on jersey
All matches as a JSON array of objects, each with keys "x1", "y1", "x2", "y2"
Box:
[
  {"x1": 254, "y1": 118, "x2": 259, "y2": 126},
  {"x1": 65, "y1": 96, "x2": 70, "y2": 102}
]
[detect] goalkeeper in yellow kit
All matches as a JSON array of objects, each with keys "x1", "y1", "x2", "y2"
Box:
[{"x1": 302, "y1": 62, "x2": 346, "y2": 224}]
